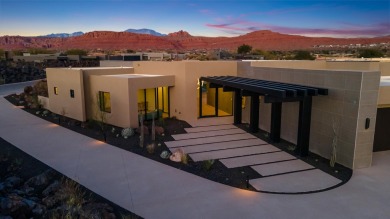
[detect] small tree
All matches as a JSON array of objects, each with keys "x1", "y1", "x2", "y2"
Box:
[
  {"x1": 293, "y1": 50, "x2": 315, "y2": 60},
  {"x1": 152, "y1": 112, "x2": 156, "y2": 141},
  {"x1": 330, "y1": 118, "x2": 339, "y2": 167},
  {"x1": 358, "y1": 49, "x2": 384, "y2": 58},
  {"x1": 27, "y1": 48, "x2": 55, "y2": 55},
  {"x1": 12, "y1": 50, "x2": 24, "y2": 56},
  {"x1": 140, "y1": 116, "x2": 144, "y2": 148},
  {"x1": 59, "y1": 107, "x2": 67, "y2": 124},
  {"x1": 33, "y1": 80, "x2": 48, "y2": 97},
  {"x1": 0, "y1": 49, "x2": 4, "y2": 59},
  {"x1": 237, "y1": 44, "x2": 252, "y2": 54},
  {"x1": 65, "y1": 49, "x2": 88, "y2": 56},
  {"x1": 251, "y1": 49, "x2": 276, "y2": 60}
]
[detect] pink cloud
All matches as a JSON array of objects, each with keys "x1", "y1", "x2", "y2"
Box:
[{"x1": 206, "y1": 19, "x2": 390, "y2": 37}]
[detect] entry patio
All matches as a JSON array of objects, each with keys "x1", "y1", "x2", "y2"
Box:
[{"x1": 199, "y1": 76, "x2": 328, "y2": 157}]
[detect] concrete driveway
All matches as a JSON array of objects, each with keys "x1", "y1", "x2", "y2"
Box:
[{"x1": 1, "y1": 82, "x2": 389, "y2": 219}]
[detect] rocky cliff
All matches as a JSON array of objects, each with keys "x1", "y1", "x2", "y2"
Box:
[{"x1": 1, "y1": 30, "x2": 389, "y2": 51}]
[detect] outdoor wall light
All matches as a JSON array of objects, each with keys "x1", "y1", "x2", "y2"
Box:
[{"x1": 365, "y1": 118, "x2": 370, "y2": 129}]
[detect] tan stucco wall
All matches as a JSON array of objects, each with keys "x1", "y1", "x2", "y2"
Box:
[
  {"x1": 46, "y1": 67, "x2": 134, "y2": 123},
  {"x1": 378, "y1": 87, "x2": 390, "y2": 107},
  {"x1": 326, "y1": 61, "x2": 380, "y2": 71},
  {"x1": 88, "y1": 75, "x2": 131, "y2": 128},
  {"x1": 238, "y1": 62, "x2": 380, "y2": 169},
  {"x1": 46, "y1": 68, "x2": 86, "y2": 121},
  {"x1": 250, "y1": 60, "x2": 326, "y2": 70},
  {"x1": 379, "y1": 62, "x2": 390, "y2": 76},
  {"x1": 82, "y1": 68, "x2": 134, "y2": 121},
  {"x1": 100, "y1": 61, "x2": 134, "y2": 67},
  {"x1": 250, "y1": 60, "x2": 390, "y2": 77},
  {"x1": 133, "y1": 61, "x2": 237, "y2": 124}
]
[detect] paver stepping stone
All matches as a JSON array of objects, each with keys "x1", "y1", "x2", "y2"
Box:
[
  {"x1": 172, "y1": 128, "x2": 245, "y2": 140},
  {"x1": 249, "y1": 169, "x2": 342, "y2": 193},
  {"x1": 174, "y1": 139, "x2": 267, "y2": 154},
  {"x1": 184, "y1": 124, "x2": 237, "y2": 133},
  {"x1": 189, "y1": 145, "x2": 281, "y2": 162},
  {"x1": 165, "y1": 133, "x2": 257, "y2": 148},
  {"x1": 220, "y1": 151, "x2": 295, "y2": 168},
  {"x1": 251, "y1": 159, "x2": 314, "y2": 176}
]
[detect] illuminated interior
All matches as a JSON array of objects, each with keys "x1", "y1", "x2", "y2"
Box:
[
  {"x1": 138, "y1": 86, "x2": 169, "y2": 121},
  {"x1": 99, "y1": 91, "x2": 111, "y2": 113},
  {"x1": 198, "y1": 82, "x2": 233, "y2": 117}
]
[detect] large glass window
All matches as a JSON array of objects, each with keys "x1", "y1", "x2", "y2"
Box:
[
  {"x1": 217, "y1": 87, "x2": 233, "y2": 116},
  {"x1": 201, "y1": 82, "x2": 217, "y2": 117},
  {"x1": 198, "y1": 81, "x2": 233, "y2": 117},
  {"x1": 138, "y1": 87, "x2": 169, "y2": 121},
  {"x1": 157, "y1": 87, "x2": 169, "y2": 118},
  {"x1": 99, "y1": 91, "x2": 111, "y2": 113}
]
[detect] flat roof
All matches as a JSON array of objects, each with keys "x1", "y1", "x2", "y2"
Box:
[
  {"x1": 200, "y1": 76, "x2": 328, "y2": 100},
  {"x1": 68, "y1": 67, "x2": 133, "y2": 70},
  {"x1": 103, "y1": 74, "x2": 169, "y2": 79}
]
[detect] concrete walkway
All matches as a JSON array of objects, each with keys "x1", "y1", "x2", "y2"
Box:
[
  {"x1": 1, "y1": 83, "x2": 390, "y2": 218},
  {"x1": 168, "y1": 125, "x2": 341, "y2": 193}
]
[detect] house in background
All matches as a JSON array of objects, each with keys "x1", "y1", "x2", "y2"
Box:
[{"x1": 45, "y1": 60, "x2": 390, "y2": 170}]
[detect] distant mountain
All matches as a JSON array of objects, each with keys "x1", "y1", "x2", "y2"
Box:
[
  {"x1": 1, "y1": 30, "x2": 389, "y2": 51},
  {"x1": 40, "y1": 32, "x2": 84, "y2": 38},
  {"x1": 124, "y1": 28, "x2": 166, "y2": 36},
  {"x1": 167, "y1": 30, "x2": 192, "y2": 38}
]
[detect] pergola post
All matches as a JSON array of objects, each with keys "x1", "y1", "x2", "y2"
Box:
[
  {"x1": 249, "y1": 94, "x2": 259, "y2": 133},
  {"x1": 198, "y1": 79, "x2": 202, "y2": 117},
  {"x1": 234, "y1": 90, "x2": 242, "y2": 124},
  {"x1": 297, "y1": 96, "x2": 312, "y2": 157},
  {"x1": 270, "y1": 102, "x2": 282, "y2": 142},
  {"x1": 215, "y1": 87, "x2": 219, "y2": 116}
]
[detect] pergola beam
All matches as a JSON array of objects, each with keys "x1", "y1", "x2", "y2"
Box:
[{"x1": 199, "y1": 76, "x2": 328, "y2": 154}]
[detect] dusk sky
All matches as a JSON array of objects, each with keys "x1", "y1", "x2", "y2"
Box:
[{"x1": 0, "y1": 0, "x2": 389, "y2": 38}]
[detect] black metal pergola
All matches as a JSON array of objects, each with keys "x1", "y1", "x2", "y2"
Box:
[{"x1": 199, "y1": 76, "x2": 328, "y2": 157}]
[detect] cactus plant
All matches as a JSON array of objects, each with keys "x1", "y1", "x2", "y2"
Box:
[{"x1": 121, "y1": 128, "x2": 134, "y2": 139}]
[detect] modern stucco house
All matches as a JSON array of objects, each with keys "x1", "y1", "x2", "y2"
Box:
[{"x1": 45, "y1": 60, "x2": 390, "y2": 170}]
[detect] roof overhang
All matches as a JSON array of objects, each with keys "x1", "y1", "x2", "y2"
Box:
[{"x1": 199, "y1": 76, "x2": 328, "y2": 102}]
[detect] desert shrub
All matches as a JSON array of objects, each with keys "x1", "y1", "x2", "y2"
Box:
[
  {"x1": 146, "y1": 143, "x2": 155, "y2": 154},
  {"x1": 24, "y1": 85, "x2": 33, "y2": 95},
  {"x1": 121, "y1": 128, "x2": 134, "y2": 139},
  {"x1": 47, "y1": 178, "x2": 87, "y2": 218},
  {"x1": 33, "y1": 80, "x2": 48, "y2": 97},
  {"x1": 202, "y1": 160, "x2": 215, "y2": 171},
  {"x1": 181, "y1": 153, "x2": 189, "y2": 165},
  {"x1": 65, "y1": 49, "x2": 88, "y2": 56},
  {"x1": 358, "y1": 49, "x2": 384, "y2": 58},
  {"x1": 293, "y1": 50, "x2": 315, "y2": 60}
]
